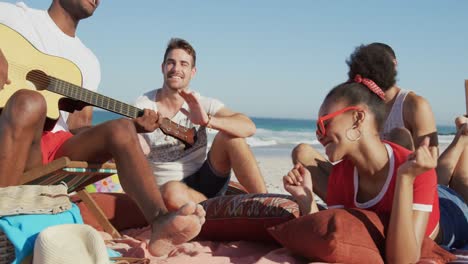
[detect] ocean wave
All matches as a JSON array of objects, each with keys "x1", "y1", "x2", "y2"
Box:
[
  {"x1": 208, "y1": 127, "x2": 320, "y2": 148},
  {"x1": 208, "y1": 128, "x2": 456, "y2": 148},
  {"x1": 438, "y1": 134, "x2": 455, "y2": 144}
]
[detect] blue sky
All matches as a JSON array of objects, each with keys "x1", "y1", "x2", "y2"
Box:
[{"x1": 6, "y1": 0, "x2": 468, "y2": 125}]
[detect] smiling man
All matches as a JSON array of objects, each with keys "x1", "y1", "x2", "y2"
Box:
[{"x1": 135, "y1": 38, "x2": 267, "y2": 211}]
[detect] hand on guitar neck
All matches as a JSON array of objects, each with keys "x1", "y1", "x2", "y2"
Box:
[
  {"x1": 133, "y1": 109, "x2": 162, "y2": 133},
  {"x1": 133, "y1": 109, "x2": 197, "y2": 148}
]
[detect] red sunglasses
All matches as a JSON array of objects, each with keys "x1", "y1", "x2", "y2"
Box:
[{"x1": 316, "y1": 106, "x2": 362, "y2": 138}]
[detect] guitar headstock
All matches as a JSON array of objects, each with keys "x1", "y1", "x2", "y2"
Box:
[{"x1": 159, "y1": 117, "x2": 196, "y2": 147}]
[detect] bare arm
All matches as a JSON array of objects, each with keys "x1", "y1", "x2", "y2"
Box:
[
  {"x1": 283, "y1": 163, "x2": 319, "y2": 215},
  {"x1": 208, "y1": 107, "x2": 256, "y2": 138},
  {"x1": 386, "y1": 137, "x2": 437, "y2": 264},
  {"x1": 404, "y1": 93, "x2": 438, "y2": 151},
  {"x1": 437, "y1": 117, "x2": 468, "y2": 185},
  {"x1": 179, "y1": 90, "x2": 256, "y2": 138},
  {"x1": 67, "y1": 106, "x2": 93, "y2": 134},
  {"x1": 386, "y1": 176, "x2": 429, "y2": 263}
]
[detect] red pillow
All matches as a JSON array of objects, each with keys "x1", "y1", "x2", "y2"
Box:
[
  {"x1": 268, "y1": 208, "x2": 456, "y2": 264},
  {"x1": 197, "y1": 193, "x2": 300, "y2": 242},
  {"x1": 72, "y1": 192, "x2": 148, "y2": 232}
]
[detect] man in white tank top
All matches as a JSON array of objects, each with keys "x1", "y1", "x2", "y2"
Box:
[
  {"x1": 375, "y1": 43, "x2": 438, "y2": 152},
  {"x1": 0, "y1": 1, "x2": 205, "y2": 257}
]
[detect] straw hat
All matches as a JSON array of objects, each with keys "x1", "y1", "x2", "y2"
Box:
[{"x1": 33, "y1": 224, "x2": 109, "y2": 264}]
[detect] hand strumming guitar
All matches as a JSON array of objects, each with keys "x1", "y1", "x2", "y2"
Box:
[
  {"x1": 178, "y1": 90, "x2": 210, "y2": 126},
  {"x1": 0, "y1": 49, "x2": 11, "y2": 90},
  {"x1": 133, "y1": 108, "x2": 161, "y2": 133}
]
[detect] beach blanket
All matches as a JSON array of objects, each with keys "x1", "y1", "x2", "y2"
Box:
[
  {"x1": 104, "y1": 226, "x2": 308, "y2": 264},
  {"x1": 102, "y1": 226, "x2": 468, "y2": 264}
]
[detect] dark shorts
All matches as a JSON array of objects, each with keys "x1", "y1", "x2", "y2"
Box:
[
  {"x1": 182, "y1": 155, "x2": 231, "y2": 199},
  {"x1": 40, "y1": 131, "x2": 73, "y2": 164},
  {"x1": 438, "y1": 185, "x2": 468, "y2": 249}
]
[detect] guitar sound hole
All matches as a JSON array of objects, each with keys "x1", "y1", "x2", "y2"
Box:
[{"x1": 26, "y1": 70, "x2": 50, "y2": 91}]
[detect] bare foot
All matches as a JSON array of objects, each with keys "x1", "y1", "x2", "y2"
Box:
[{"x1": 148, "y1": 201, "x2": 206, "y2": 257}]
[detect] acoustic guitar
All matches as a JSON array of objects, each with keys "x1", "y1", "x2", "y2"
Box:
[{"x1": 0, "y1": 23, "x2": 195, "y2": 147}]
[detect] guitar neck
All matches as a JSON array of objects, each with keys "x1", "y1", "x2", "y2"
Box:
[
  {"x1": 47, "y1": 76, "x2": 195, "y2": 146},
  {"x1": 48, "y1": 76, "x2": 142, "y2": 118}
]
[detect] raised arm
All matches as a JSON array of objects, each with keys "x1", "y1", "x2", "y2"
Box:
[
  {"x1": 207, "y1": 107, "x2": 256, "y2": 138},
  {"x1": 386, "y1": 137, "x2": 438, "y2": 264},
  {"x1": 179, "y1": 90, "x2": 256, "y2": 138}
]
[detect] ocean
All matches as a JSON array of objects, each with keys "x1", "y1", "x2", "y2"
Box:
[{"x1": 93, "y1": 110, "x2": 456, "y2": 157}]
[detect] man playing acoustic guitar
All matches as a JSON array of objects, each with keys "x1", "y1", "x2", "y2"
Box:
[
  {"x1": 0, "y1": 0, "x2": 205, "y2": 257},
  {"x1": 135, "y1": 38, "x2": 267, "y2": 211}
]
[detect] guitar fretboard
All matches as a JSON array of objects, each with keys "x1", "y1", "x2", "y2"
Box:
[{"x1": 48, "y1": 77, "x2": 142, "y2": 118}]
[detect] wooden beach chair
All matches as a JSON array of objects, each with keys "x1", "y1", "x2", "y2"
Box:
[{"x1": 19, "y1": 156, "x2": 121, "y2": 238}]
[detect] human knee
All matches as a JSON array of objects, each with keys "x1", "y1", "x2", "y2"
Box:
[
  {"x1": 292, "y1": 143, "x2": 315, "y2": 162},
  {"x1": 5, "y1": 90, "x2": 46, "y2": 124},
  {"x1": 105, "y1": 118, "x2": 138, "y2": 146},
  {"x1": 161, "y1": 181, "x2": 188, "y2": 211}
]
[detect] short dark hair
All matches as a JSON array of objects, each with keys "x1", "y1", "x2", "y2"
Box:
[
  {"x1": 368, "y1": 42, "x2": 396, "y2": 60},
  {"x1": 163, "y1": 38, "x2": 197, "y2": 67},
  {"x1": 346, "y1": 44, "x2": 397, "y2": 92}
]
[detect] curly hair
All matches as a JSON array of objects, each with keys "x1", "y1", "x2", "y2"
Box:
[
  {"x1": 163, "y1": 38, "x2": 197, "y2": 67},
  {"x1": 368, "y1": 42, "x2": 396, "y2": 60},
  {"x1": 346, "y1": 44, "x2": 396, "y2": 92}
]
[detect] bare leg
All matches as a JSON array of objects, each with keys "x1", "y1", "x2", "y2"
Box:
[
  {"x1": 291, "y1": 143, "x2": 332, "y2": 201},
  {"x1": 208, "y1": 132, "x2": 267, "y2": 193},
  {"x1": 55, "y1": 118, "x2": 205, "y2": 256},
  {"x1": 161, "y1": 181, "x2": 207, "y2": 211},
  {"x1": 437, "y1": 123, "x2": 468, "y2": 203},
  {"x1": 450, "y1": 150, "x2": 468, "y2": 203},
  {"x1": 0, "y1": 90, "x2": 46, "y2": 186}
]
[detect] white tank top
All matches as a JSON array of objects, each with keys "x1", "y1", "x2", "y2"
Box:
[{"x1": 381, "y1": 89, "x2": 411, "y2": 140}]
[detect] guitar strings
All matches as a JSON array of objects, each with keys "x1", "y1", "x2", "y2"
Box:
[
  {"x1": 8, "y1": 62, "x2": 74, "y2": 84},
  {"x1": 6, "y1": 61, "x2": 141, "y2": 117},
  {"x1": 6, "y1": 61, "x2": 194, "y2": 142}
]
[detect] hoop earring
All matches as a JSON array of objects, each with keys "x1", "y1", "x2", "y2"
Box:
[{"x1": 346, "y1": 126, "x2": 361, "y2": 141}]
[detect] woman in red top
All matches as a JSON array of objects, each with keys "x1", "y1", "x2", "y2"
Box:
[{"x1": 283, "y1": 45, "x2": 467, "y2": 263}]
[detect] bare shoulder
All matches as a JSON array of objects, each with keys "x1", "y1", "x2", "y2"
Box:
[
  {"x1": 403, "y1": 91, "x2": 437, "y2": 144},
  {"x1": 404, "y1": 91, "x2": 433, "y2": 114}
]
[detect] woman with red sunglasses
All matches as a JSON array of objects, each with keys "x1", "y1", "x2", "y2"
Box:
[{"x1": 283, "y1": 51, "x2": 467, "y2": 262}]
